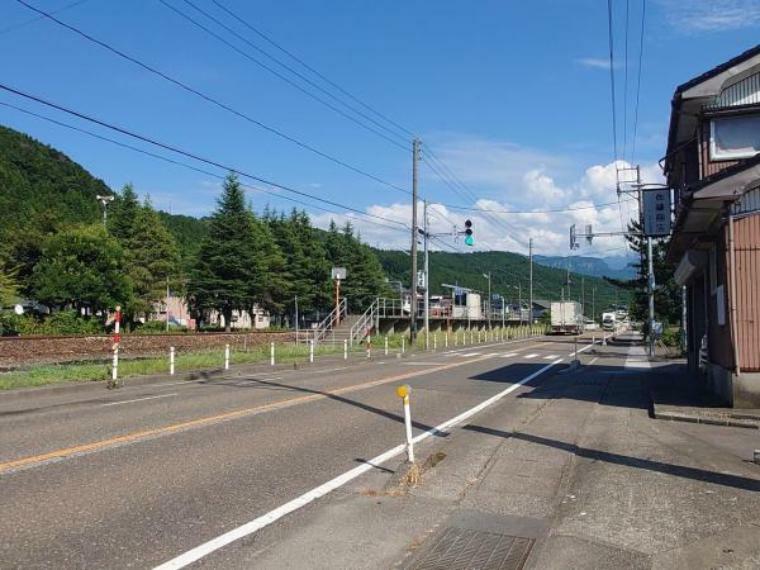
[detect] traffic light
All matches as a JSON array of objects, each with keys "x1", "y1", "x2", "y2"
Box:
[{"x1": 464, "y1": 219, "x2": 474, "y2": 246}]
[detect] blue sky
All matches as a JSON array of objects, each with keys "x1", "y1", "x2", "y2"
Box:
[{"x1": 1, "y1": 0, "x2": 758, "y2": 256}]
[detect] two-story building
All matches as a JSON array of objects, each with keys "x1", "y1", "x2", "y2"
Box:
[{"x1": 665, "y1": 45, "x2": 760, "y2": 407}]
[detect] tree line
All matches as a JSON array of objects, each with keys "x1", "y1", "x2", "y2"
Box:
[{"x1": 0, "y1": 173, "x2": 389, "y2": 333}]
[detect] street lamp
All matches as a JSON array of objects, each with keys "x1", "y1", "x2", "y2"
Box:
[{"x1": 96, "y1": 194, "x2": 114, "y2": 228}]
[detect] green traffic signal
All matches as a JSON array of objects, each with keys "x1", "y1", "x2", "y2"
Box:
[{"x1": 464, "y1": 234, "x2": 474, "y2": 246}]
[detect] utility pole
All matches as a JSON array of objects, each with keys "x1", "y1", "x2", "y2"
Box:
[
  {"x1": 294, "y1": 295, "x2": 299, "y2": 344},
  {"x1": 592, "y1": 287, "x2": 596, "y2": 325},
  {"x1": 410, "y1": 138, "x2": 420, "y2": 343},
  {"x1": 529, "y1": 238, "x2": 533, "y2": 324},
  {"x1": 482, "y1": 272, "x2": 491, "y2": 328},
  {"x1": 423, "y1": 199, "x2": 430, "y2": 348},
  {"x1": 647, "y1": 236, "x2": 656, "y2": 357},
  {"x1": 581, "y1": 276, "x2": 585, "y2": 321}
]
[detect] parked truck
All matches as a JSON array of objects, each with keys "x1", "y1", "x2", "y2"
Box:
[{"x1": 550, "y1": 301, "x2": 583, "y2": 334}]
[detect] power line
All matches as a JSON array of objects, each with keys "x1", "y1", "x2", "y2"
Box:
[
  {"x1": 606, "y1": 0, "x2": 619, "y2": 162},
  {"x1": 1, "y1": 0, "x2": 88, "y2": 34},
  {"x1": 159, "y1": 0, "x2": 409, "y2": 151},
  {"x1": 0, "y1": 82, "x2": 411, "y2": 230},
  {"x1": 622, "y1": 0, "x2": 630, "y2": 161},
  {"x1": 15, "y1": 0, "x2": 411, "y2": 196},
  {"x1": 439, "y1": 197, "x2": 638, "y2": 215},
  {"x1": 631, "y1": 0, "x2": 647, "y2": 163},
  {"x1": 0, "y1": 99, "x2": 409, "y2": 237},
  {"x1": 210, "y1": 0, "x2": 415, "y2": 140}
]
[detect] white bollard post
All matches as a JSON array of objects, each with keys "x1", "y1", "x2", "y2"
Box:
[
  {"x1": 309, "y1": 339, "x2": 314, "y2": 363},
  {"x1": 396, "y1": 385, "x2": 415, "y2": 463},
  {"x1": 344, "y1": 338, "x2": 348, "y2": 360},
  {"x1": 366, "y1": 335, "x2": 372, "y2": 359},
  {"x1": 224, "y1": 344, "x2": 230, "y2": 370},
  {"x1": 111, "y1": 305, "x2": 121, "y2": 386},
  {"x1": 270, "y1": 341, "x2": 275, "y2": 366},
  {"x1": 385, "y1": 335, "x2": 389, "y2": 356},
  {"x1": 169, "y1": 346, "x2": 175, "y2": 376},
  {"x1": 402, "y1": 337, "x2": 405, "y2": 354},
  {"x1": 434, "y1": 333, "x2": 437, "y2": 351},
  {"x1": 445, "y1": 332, "x2": 448, "y2": 349}
]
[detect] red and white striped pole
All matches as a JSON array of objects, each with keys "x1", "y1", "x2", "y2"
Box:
[{"x1": 112, "y1": 305, "x2": 121, "y2": 385}]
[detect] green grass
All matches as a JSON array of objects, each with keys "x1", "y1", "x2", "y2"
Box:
[{"x1": 0, "y1": 325, "x2": 549, "y2": 391}]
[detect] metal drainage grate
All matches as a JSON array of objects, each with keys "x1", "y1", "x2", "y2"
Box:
[{"x1": 409, "y1": 526, "x2": 534, "y2": 570}]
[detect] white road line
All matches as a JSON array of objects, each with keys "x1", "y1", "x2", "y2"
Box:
[
  {"x1": 524, "y1": 353, "x2": 538, "y2": 360},
  {"x1": 543, "y1": 354, "x2": 559, "y2": 360},
  {"x1": 500, "y1": 352, "x2": 519, "y2": 358},
  {"x1": 458, "y1": 352, "x2": 482, "y2": 357},
  {"x1": 102, "y1": 393, "x2": 177, "y2": 407},
  {"x1": 588, "y1": 356, "x2": 600, "y2": 365},
  {"x1": 153, "y1": 358, "x2": 566, "y2": 570},
  {"x1": 403, "y1": 362, "x2": 442, "y2": 366}
]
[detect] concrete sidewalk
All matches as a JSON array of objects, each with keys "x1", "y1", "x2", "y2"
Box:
[{"x1": 241, "y1": 339, "x2": 760, "y2": 569}]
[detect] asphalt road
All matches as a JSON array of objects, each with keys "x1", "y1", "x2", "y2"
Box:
[{"x1": 0, "y1": 334, "x2": 591, "y2": 568}]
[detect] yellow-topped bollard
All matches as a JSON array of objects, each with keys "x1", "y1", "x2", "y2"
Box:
[{"x1": 396, "y1": 384, "x2": 414, "y2": 462}]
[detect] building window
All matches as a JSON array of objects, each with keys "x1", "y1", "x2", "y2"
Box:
[{"x1": 710, "y1": 114, "x2": 760, "y2": 160}]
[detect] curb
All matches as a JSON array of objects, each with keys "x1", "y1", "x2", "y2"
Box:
[{"x1": 653, "y1": 410, "x2": 759, "y2": 430}]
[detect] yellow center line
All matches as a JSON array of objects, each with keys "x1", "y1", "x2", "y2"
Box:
[{"x1": 0, "y1": 353, "x2": 497, "y2": 475}]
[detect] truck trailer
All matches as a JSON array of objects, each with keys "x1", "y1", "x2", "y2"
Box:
[{"x1": 550, "y1": 301, "x2": 583, "y2": 334}]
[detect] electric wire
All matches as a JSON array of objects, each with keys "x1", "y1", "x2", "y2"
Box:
[
  {"x1": 0, "y1": 0, "x2": 88, "y2": 34},
  {"x1": 622, "y1": 0, "x2": 630, "y2": 161},
  {"x1": 15, "y1": 0, "x2": 411, "y2": 196},
  {"x1": 0, "y1": 82, "x2": 410, "y2": 230},
  {"x1": 0, "y1": 99, "x2": 409, "y2": 237},
  {"x1": 631, "y1": 0, "x2": 647, "y2": 163},
  {"x1": 210, "y1": 0, "x2": 415, "y2": 140},
  {"x1": 606, "y1": 0, "x2": 619, "y2": 162},
  {"x1": 159, "y1": 0, "x2": 409, "y2": 151}
]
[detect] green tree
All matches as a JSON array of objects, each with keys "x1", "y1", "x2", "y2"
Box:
[
  {"x1": 323, "y1": 220, "x2": 389, "y2": 312},
  {"x1": 31, "y1": 225, "x2": 132, "y2": 313},
  {"x1": 188, "y1": 173, "x2": 277, "y2": 331},
  {"x1": 266, "y1": 209, "x2": 330, "y2": 320},
  {"x1": 107, "y1": 185, "x2": 180, "y2": 323},
  {"x1": 605, "y1": 219, "x2": 681, "y2": 331}
]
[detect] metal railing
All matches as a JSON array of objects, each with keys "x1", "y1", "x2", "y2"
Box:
[
  {"x1": 311, "y1": 298, "x2": 347, "y2": 344},
  {"x1": 349, "y1": 299, "x2": 378, "y2": 346}
]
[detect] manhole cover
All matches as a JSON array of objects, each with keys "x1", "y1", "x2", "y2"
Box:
[{"x1": 409, "y1": 526, "x2": 534, "y2": 570}]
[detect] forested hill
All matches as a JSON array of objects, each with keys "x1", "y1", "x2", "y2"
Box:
[
  {"x1": 0, "y1": 125, "x2": 110, "y2": 236},
  {"x1": 374, "y1": 249, "x2": 627, "y2": 318}
]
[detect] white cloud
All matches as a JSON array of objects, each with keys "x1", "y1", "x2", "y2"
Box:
[
  {"x1": 657, "y1": 0, "x2": 760, "y2": 31},
  {"x1": 312, "y1": 158, "x2": 662, "y2": 258},
  {"x1": 575, "y1": 57, "x2": 618, "y2": 70}
]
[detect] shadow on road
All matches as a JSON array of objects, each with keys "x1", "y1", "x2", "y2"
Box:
[{"x1": 463, "y1": 425, "x2": 760, "y2": 492}]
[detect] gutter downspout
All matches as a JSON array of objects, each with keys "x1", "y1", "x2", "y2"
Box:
[{"x1": 728, "y1": 215, "x2": 742, "y2": 376}]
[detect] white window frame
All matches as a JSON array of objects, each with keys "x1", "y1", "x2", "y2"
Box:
[{"x1": 710, "y1": 116, "x2": 760, "y2": 161}]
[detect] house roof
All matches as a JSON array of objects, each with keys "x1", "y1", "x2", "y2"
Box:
[
  {"x1": 665, "y1": 44, "x2": 760, "y2": 173},
  {"x1": 674, "y1": 44, "x2": 760, "y2": 97}
]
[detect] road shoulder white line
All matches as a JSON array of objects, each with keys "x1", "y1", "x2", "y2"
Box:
[
  {"x1": 153, "y1": 356, "x2": 566, "y2": 570},
  {"x1": 102, "y1": 393, "x2": 177, "y2": 407}
]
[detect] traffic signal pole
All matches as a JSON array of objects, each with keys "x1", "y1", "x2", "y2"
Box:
[{"x1": 410, "y1": 138, "x2": 420, "y2": 343}]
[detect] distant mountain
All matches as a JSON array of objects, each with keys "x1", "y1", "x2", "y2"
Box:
[
  {"x1": 533, "y1": 255, "x2": 637, "y2": 280},
  {"x1": 374, "y1": 250, "x2": 629, "y2": 316}
]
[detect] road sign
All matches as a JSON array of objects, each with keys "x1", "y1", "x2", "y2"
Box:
[
  {"x1": 331, "y1": 267, "x2": 347, "y2": 280},
  {"x1": 643, "y1": 188, "x2": 672, "y2": 237}
]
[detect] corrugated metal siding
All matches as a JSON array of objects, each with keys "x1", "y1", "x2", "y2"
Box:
[
  {"x1": 712, "y1": 72, "x2": 760, "y2": 107},
  {"x1": 733, "y1": 214, "x2": 760, "y2": 372},
  {"x1": 732, "y1": 186, "x2": 760, "y2": 215}
]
